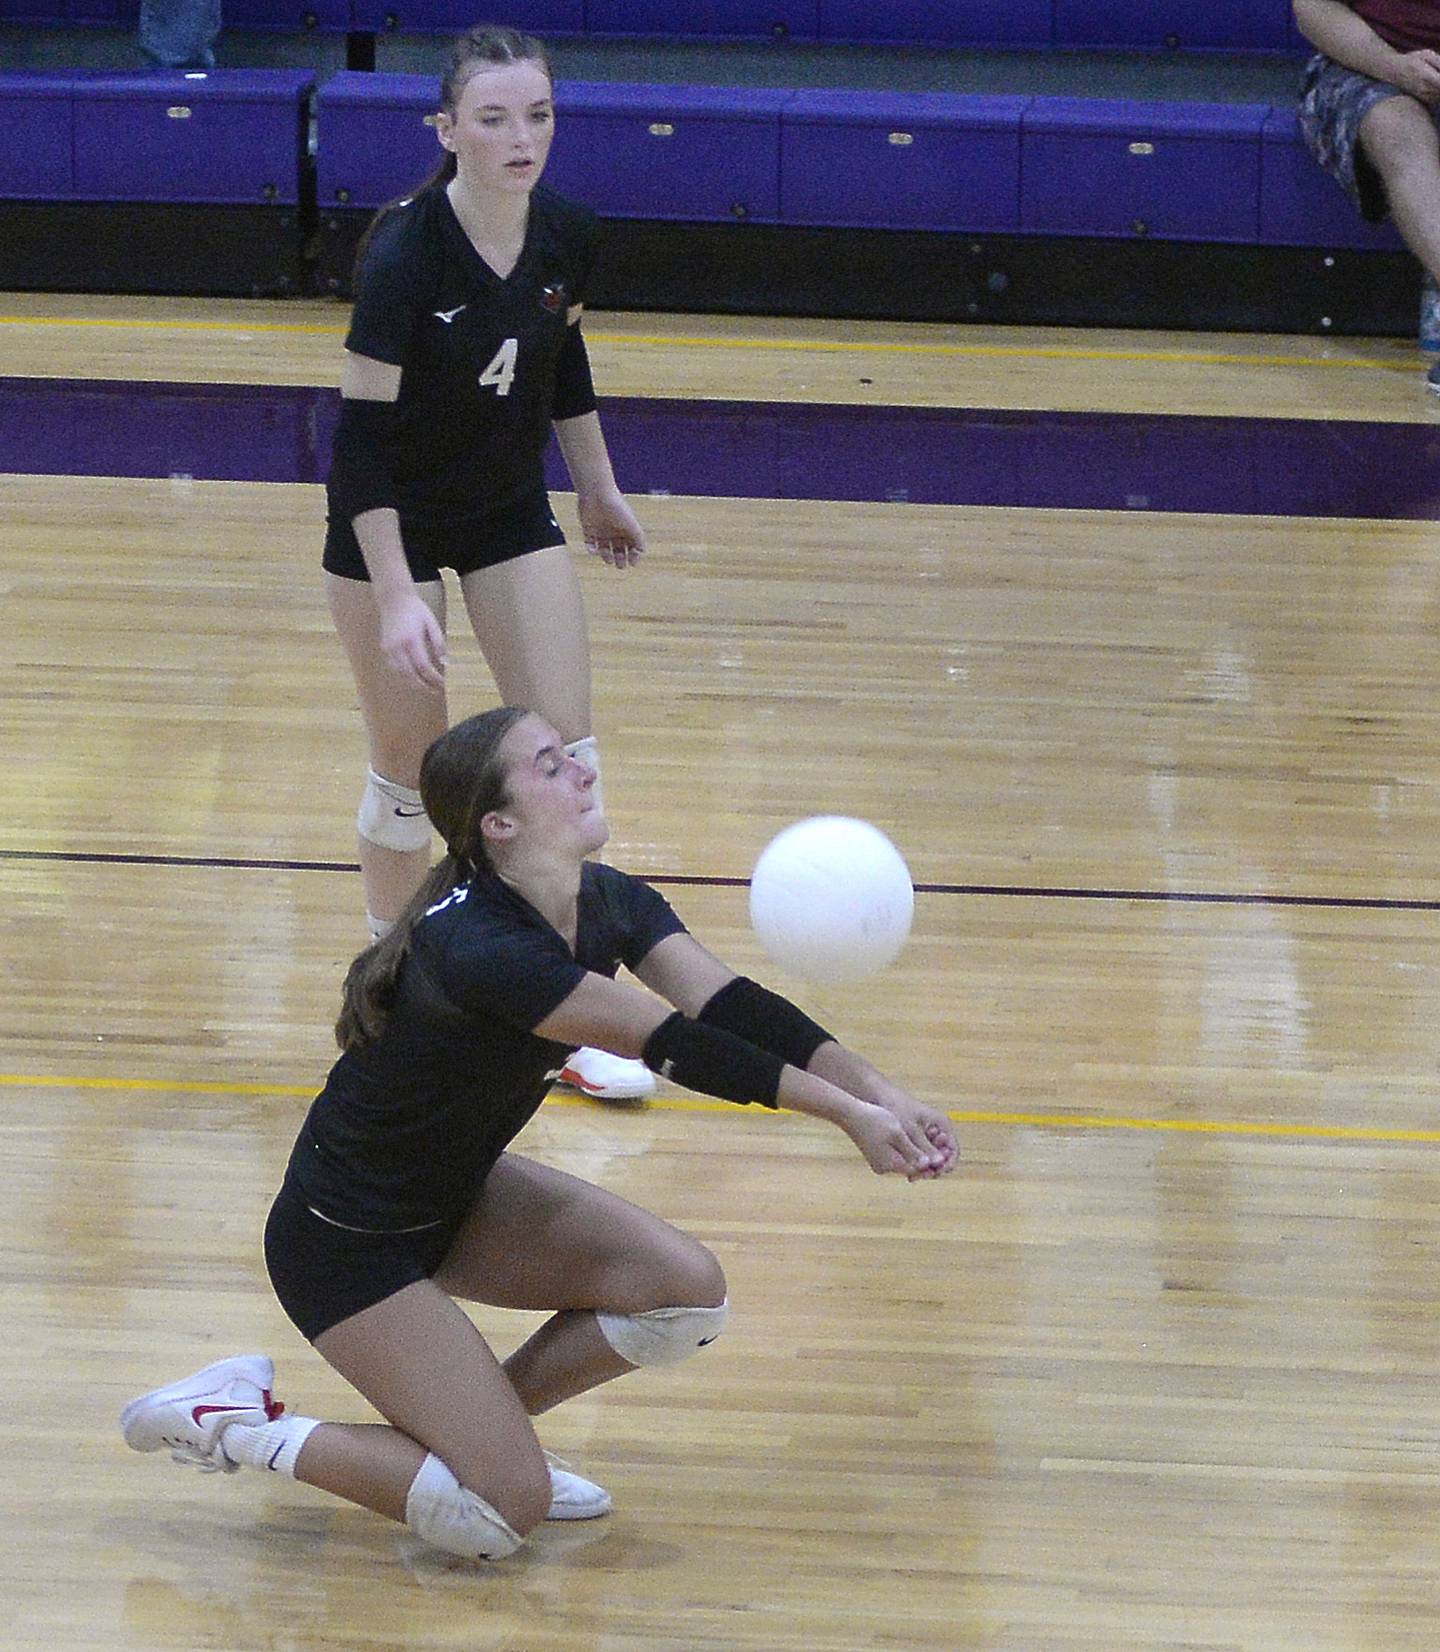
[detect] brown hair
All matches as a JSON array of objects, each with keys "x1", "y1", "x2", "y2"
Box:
[
  {"x1": 334, "y1": 704, "x2": 530, "y2": 1050},
  {"x1": 352, "y1": 23, "x2": 553, "y2": 274}
]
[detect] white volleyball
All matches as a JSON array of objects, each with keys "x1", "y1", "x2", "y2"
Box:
[{"x1": 749, "y1": 816, "x2": 915, "y2": 983}]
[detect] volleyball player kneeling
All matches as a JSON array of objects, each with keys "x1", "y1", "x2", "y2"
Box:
[{"x1": 120, "y1": 707, "x2": 958, "y2": 1563}]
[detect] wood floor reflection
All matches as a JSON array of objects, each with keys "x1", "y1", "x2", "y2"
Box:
[{"x1": 6, "y1": 294, "x2": 1440, "y2": 1651}]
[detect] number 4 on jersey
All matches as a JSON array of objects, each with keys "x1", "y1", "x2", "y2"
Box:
[{"x1": 478, "y1": 337, "x2": 518, "y2": 397}]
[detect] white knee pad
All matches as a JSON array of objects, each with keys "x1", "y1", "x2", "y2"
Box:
[
  {"x1": 564, "y1": 735, "x2": 604, "y2": 815},
  {"x1": 404, "y1": 1453, "x2": 523, "y2": 1562},
  {"x1": 357, "y1": 767, "x2": 432, "y2": 853},
  {"x1": 595, "y1": 1299, "x2": 729, "y2": 1368}
]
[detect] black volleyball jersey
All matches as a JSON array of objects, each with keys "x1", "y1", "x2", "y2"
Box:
[
  {"x1": 337, "y1": 183, "x2": 601, "y2": 519},
  {"x1": 287, "y1": 862, "x2": 685, "y2": 1231}
]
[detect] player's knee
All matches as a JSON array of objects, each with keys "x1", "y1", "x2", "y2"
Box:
[
  {"x1": 357, "y1": 766, "x2": 432, "y2": 852},
  {"x1": 668, "y1": 1237, "x2": 726, "y2": 1310},
  {"x1": 405, "y1": 1453, "x2": 531, "y2": 1561},
  {"x1": 483, "y1": 1455, "x2": 554, "y2": 1536},
  {"x1": 596, "y1": 1296, "x2": 730, "y2": 1368},
  {"x1": 607, "y1": 1232, "x2": 724, "y2": 1321}
]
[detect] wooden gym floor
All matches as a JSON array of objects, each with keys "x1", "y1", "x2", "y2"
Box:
[{"x1": 5, "y1": 292, "x2": 1440, "y2": 1651}]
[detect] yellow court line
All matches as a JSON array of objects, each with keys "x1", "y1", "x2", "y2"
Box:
[
  {"x1": 0, "y1": 314, "x2": 344, "y2": 337},
  {"x1": 598, "y1": 333, "x2": 1413, "y2": 374},
  {"x1": 949, "y1": 1109, "x2": 1440, "y2": 1142},
  {"x1": 4, "y1": 1071, "x2": 1436, "y2": 1142},
  {"x1": 0, "y1": 312, "x2": 1413, "y2": 374}
]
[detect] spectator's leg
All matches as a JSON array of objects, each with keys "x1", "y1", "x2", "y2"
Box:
[
  {"x1": 1358, "y1": 95, "x2": 1440, "y2": 281},
  {"x1": 138, "y1": 0, "x2": 221, "y2": 68}
]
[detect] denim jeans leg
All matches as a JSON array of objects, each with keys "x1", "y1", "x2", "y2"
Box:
[{"x1": 138, "y1": 0, "x2": 221, "y2": 69}]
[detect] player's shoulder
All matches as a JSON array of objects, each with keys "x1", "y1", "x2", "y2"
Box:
[
  {"x1": 424, "y1": 871, "x2": 533, "y2": 935},
  {"x1": 582, "y1": 860, "x2": 676, "y2": 925},
  {"x1": 531, "y1": 184, "x2": 601, "y2": 251},
  {"x1": 356, "y1": 187, "x2": 448, "y2": 280},
  {"x1": 583, "y1": 859, "x2": 644, "y2": 900}
]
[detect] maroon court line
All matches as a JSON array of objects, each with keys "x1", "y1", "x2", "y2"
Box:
[{"x1": 3, "y1": 848, "x2": 1437, "y2": 913}]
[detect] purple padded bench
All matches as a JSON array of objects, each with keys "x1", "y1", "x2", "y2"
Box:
[
  {"x1": 314, "y1": 70, "x2": 442, "y2": 208},
  {"x1": 1021, "y1": 97, "x2": 1267, "y2": 242},
  {"x1": 72, "y1": 69, "x2": 314, "y2": 204},
  {"x1": 543, "y1": 81, "x2": 791, "y2": 222},
  {"x1": 0, "y1": 74, "x2": 74, "y2": 200},
  {"x1": 780, "y1": 90, "x2": 1026, "y2": 232},
  {"x1": 221, "y1": 0, "x2": 351, "y2": 32},
  {"x1": 1053, "y1": 0, "x2": 1293, "y2": 51},
  {"x1": 348, "y1": 0, "x2": 582, "y2": 31},
  {"x1": 584, "y1": 0, "x2": 818, "y2": 37},
  {"x1": 815, "y1": 0, "x2": 1052, "y2": 46},
  {"x1": 318, "y1": 74, "x2": 790, "y2": 223}
]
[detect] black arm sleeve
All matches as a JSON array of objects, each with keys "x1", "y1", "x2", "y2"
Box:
[
  {"x1": 551, "y1": 323, "x2": 598, "y2": 421},
  {"x1": 327, "y1": 397, "x2": 401, "y2": 523},
  {"x1": 642, "y1": 1011, "x2": 783, "y2": 1107},
  {"x1": 696, "y1": 976, "x2": 835, "y2": 1070}
]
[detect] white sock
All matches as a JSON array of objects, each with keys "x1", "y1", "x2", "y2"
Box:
[
  {"x1": 367, "y1": 912, "x2": 394, "y2": 941},
  {"x1": 221, "y1": 1414, "x2": 323, "y2": 1477}
]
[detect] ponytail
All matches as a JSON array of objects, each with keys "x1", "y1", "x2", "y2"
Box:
[
  {"x1": 334, "y1": 704, "x2": 529, "y2": 1050},
  {"x1": 352, "y1": 152, "x2": 457, "y2": 281},
  {"x1": 335, "y1": 852, "x2": 467, "y2": 1050}
]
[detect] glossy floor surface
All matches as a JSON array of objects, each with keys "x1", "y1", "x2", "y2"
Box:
[{"x1": 6, "y1": 294, "x2": 1440, "y2": 1651}]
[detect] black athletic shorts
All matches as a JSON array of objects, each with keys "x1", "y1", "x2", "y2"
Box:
[
  {"x1": 263, "y1": 1176, "x2": 468, "y2": 1343},
  {"x1": 322, "y1": 485, "x2": 567, "y2": 582}
]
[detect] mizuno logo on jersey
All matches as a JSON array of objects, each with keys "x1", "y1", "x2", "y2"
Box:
[
  {"x1": 539, "y1": 284, "x2": 566, "y2": 313},
  {"x1": 434, "y1": 305, "x2": 467, "y2": 324}
]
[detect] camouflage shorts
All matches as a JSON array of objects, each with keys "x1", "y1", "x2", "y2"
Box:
[{"x1": 1298, "y1": 51, "x2": 1408, "y2": 222}]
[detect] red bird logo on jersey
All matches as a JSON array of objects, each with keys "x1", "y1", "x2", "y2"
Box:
[{"x1": 539, "y1": 283, "x2": 567, "y2": 313}]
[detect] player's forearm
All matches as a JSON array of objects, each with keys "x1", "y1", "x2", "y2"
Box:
[
  {"x1": 1294, "y1": 0, "x2": 1407, "y2": 79},
  {"x1": 806, "y1": 1040, "x2": 896, "y2": 1108},
  {"x1": 775, "y1": 1062, "x2": 873, "y2": 1131},
  {"x1": 552, "y1": 411, "x2": 621, "y2": 498}
]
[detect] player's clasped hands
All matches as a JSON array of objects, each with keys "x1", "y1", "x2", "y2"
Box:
[
  {"x1": 379, "y1": 591, "x2": 448, "y2": 689},
  {"x1": 844, "y1": 1095, "x2": 959, "y2": 1182},
  {"x1": 578, "y1": 488, "x2": 648, "y2": 569}
]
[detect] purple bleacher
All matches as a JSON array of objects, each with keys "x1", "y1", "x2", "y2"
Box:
[
  {"x1": 1260, "y1": 107, "x2": 1404, "y2": 250},
  {"x1": 312, "y1": 69, "x2": 1408, "y2": 253},
  {"x1": 222, "y1": 0, "x2": 350, "y2": 31},
  {"x1": 543, "y1": 80, "x2": 790, "y2": 222},
  {"x1": 584, "y1": 0, "x2": 818, "y2": 37},
  {"x1": 1053, "y1": 0, "x2": 1293, "y2": 51},
  {"x1": 73, "y1": 69, "x2": 313, "y2": 204},
  {"x1": 315, "y1": 70, "x2": 441, "y2": 208},
  {"x1": 349, "y1": 0, "x2": 583, "y2": 30},
  {"x1": 815, "y1": 0, "x2": 1051, "y2": 47},
  {"x1": 0, "y1": 0, "x2": 132, "y2": 21},
  {"x1": 1021, "y1": 98, "x2": 1267, "y2": 242},
  {"x1": 780, "y1": 90, "x2": 1025, "y2": 231},
  {"x1": 0, "y1": 73, "x2": 74, "y2": 198}
]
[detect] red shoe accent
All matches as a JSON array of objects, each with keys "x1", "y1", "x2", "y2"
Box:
[
  {"x1": 191, "y1": 1403, "x2": 260, "y2": 1426},
  {"x1": 263, "y1": 1390, "x2": 285, "y2": 1421}
]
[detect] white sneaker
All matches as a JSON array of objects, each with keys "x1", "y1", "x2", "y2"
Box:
[
  {"x1": 120, "y1": 1354, "x2": 282, "y2": 1474},
  {"x1": 558, "y1": 1046, "x2": 656, "y2": 1101},
  {"x1": 544, "y1": 1451, "x2": 613, "y2": 1520}
]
